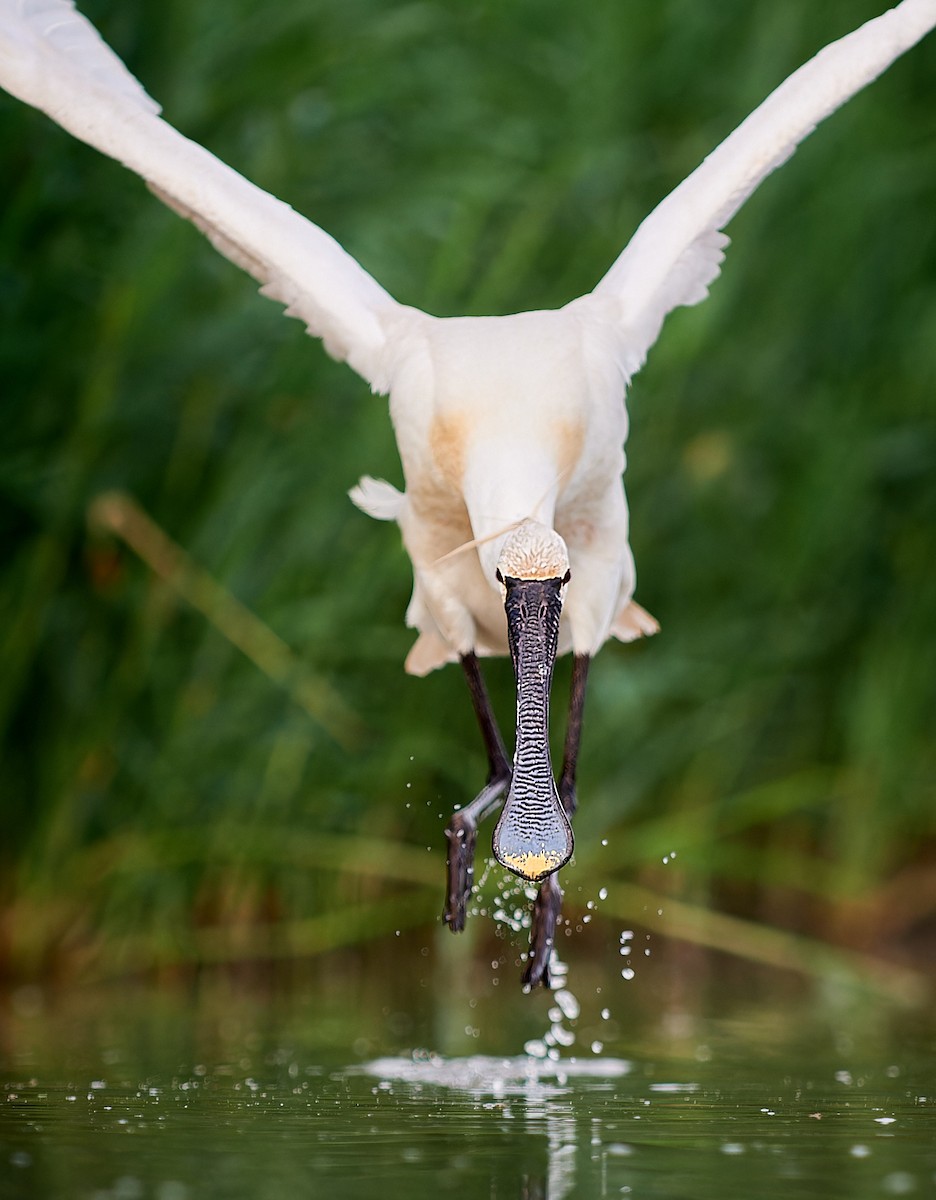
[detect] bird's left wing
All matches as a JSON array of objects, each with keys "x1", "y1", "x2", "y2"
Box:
[
  {"x1": 589, "y1": 0, "x2": 936, "y2": 381},
  {"x1": 0, "y1": 0, "x2": 407, "y2": 391}
]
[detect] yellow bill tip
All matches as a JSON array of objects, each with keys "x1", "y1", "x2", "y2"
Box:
[{"x1": 499, "y1": 849, "x2": 564, "y2": 883}]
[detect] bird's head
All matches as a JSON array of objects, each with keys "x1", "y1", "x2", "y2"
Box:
[
  {"x1": 495, "y1": 520, "x2": 571, "y2": 674},
  {"x1": 495, "y1": 520, "x2": 570, "y2": 590}
]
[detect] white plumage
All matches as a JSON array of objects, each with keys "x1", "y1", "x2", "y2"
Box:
[{"x1": 2, "y1": 0, "x2": 934, "y2": 982}]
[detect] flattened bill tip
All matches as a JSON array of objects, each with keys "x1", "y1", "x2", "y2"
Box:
[{"x1": 495, "y1": 845, "x2": 570, "y2": 883}]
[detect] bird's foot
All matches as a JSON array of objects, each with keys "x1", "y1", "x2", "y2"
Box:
[
  {"x1": 522, "y1": 872, "x2": 563, "y2": 990},
  {"x1": 443, "y1": 811, "x2": 478, "y2": 932},
  {"x1": 442, "y1": 772, "x2": 511, "y2": 932}
]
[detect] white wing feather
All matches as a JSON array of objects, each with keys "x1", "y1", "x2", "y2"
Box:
[
  {"x1": 0, "y1": 0, "x2": 407, "y2": 391},
  {"x1": 592, "y1": 0, "x2": 936, "y2": 379},
  {"x1": 2, "y1": 0, "x2": 934, "y2": 392}
]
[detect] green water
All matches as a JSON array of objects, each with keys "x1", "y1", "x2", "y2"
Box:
[{"x1": 2, "y1": 953, "x2": 935, "y2": 1200}]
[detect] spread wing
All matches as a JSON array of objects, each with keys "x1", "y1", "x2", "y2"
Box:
[
  {"x1": 589, "y1": 0, "x2": 936, "y2": 381},
  {"x1": 0, "y1": 0, "x2": 409, "y2": 391}
]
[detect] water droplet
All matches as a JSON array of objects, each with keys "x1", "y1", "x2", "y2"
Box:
[
  {"x1": 551, "y1": 1023, "x2": 575, "y2": 1047},
  {"x1": 553, "y1": 989, "x2": 580, "y2": 1020}
]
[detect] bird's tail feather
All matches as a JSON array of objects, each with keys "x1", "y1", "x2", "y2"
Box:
[{"x1": 349, "y1": 476, "x2": 405, "y2": 521}]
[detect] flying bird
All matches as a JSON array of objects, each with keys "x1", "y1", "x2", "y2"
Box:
[{"x1": 1, "y1": 0, "x2": 934, "y2": 988}]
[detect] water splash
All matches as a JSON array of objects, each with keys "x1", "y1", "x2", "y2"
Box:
[{"x1": 360, "y1": 1053, "x2": 631, "y2": 1095}]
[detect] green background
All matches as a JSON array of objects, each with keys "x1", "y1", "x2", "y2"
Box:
[{"x1": 1, "y1": 0, "x2": 934, "y2": 989}]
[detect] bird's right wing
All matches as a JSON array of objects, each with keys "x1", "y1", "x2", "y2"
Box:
[
  {"x1": 0, "y1": 0, "x2": 409, "y2": 392},
  {"x1": 588, "y1": 0, "x2": 936, "y2": 382}
]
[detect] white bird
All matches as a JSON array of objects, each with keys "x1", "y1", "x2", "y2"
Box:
[{"x1": 1, "y1": 0, "x2": 934, "y2": 987}]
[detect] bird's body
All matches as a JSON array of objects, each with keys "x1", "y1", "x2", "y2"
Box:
[
  {"x1": 354, "y1": 302, "x2": 650, "y2": 675},
  {"x1": 2, "y1": 0, "x2": 935, "y2": 985}
]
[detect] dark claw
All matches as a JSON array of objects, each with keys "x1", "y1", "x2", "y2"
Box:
[
  {"x1": 522, "y1": 872, "x2": 563, "y2": 989},
  {"x1": 443, "y1": 813, "x2": 477, "y2": 932}
]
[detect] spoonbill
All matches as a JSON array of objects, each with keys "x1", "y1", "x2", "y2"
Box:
[{"x1": 1, "y1": 0, "x2": 934, "y2": 988}]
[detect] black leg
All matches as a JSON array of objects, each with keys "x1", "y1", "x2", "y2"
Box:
[
  {"x1": 443, "y1": 652, "x2": 512, "y2": 932},
  {"x1": 523, "y1": 654, "x2": 591, "y2": 989},
  {"x1": 522, "y1": 872, "x2": 563, "y2": 989},
  {"x1": 558, "y1": 653, "x2": 590, "y2": 818}
]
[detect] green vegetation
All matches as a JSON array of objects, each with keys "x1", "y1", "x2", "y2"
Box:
[{"x1": 1, "y1": 0, "x2": 935, "y2": 989}]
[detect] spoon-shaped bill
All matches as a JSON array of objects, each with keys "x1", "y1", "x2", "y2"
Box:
[{"x1": 493, "y1": 575, "x2": 573, "y2": 881}]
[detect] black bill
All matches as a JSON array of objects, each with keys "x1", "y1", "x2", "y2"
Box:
[{"x1": 492, "y1": 574, "x2": 573, "y2": 881}]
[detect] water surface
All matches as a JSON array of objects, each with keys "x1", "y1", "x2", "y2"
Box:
[{"x1": 2, "y1": 953, "x2": 935, "y2": 1199}]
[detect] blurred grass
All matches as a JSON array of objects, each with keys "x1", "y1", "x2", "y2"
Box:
[{"x1": 0, "y1": 0, "x2": 935, "y2": 990}]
